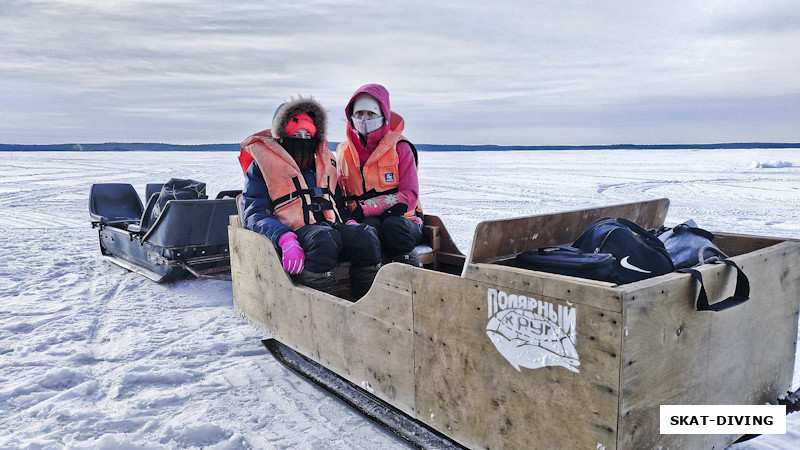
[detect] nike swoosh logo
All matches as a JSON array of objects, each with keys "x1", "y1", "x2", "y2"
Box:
[{"x1": 620, "y1": 256, "x2": 651, "y2": 273}]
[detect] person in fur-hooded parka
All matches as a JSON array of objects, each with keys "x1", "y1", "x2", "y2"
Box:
[{"x1": 239, "y1": 96, "x2": 381, "y2": 299}]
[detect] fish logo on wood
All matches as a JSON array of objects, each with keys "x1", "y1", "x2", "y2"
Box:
[{"x1": 485, "y1": 288, "x2": 580, "y2": 373}]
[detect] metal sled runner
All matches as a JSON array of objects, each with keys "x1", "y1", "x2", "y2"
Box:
[
  {"x1": 89, "y1": 183, "x2": 239, "y2": 282},
  {"x1": 229, "y1": 198, "x2": 800, "y2": 449}
]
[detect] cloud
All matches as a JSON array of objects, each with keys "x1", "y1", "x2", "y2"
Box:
[{"x1": 1, "y1": 0, "x2": 798, "y2": 144}]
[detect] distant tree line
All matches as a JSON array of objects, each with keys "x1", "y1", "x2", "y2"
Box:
[
  {"x1": 0, "y1": 143, "x2": 240, "y2": 151},
  {"x1": 1, "y1": 142, "x2": 798, "y2": 152}
]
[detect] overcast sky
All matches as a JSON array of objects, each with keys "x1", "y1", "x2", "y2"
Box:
[{"x1": 2, "y1": 0, "x2": 799, "y2": 146}]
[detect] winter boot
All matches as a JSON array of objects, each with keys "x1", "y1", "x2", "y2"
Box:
[
  {"x1": 299, "y1": 270, "x2": 335, "y2": 294},
  {"x1": 391, "y1": 248, "x2": 423, "y2": 268},
  {"x1": 349, "y1": 263, "x2": 380, "y2": 301}
]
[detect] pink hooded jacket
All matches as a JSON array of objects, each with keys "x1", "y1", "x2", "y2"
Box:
[{"x1": 343, "y1": 84, "x2": 421, "y2": 223}]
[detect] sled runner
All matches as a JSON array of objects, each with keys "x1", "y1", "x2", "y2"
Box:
[
  {"x1": 229, "y1": 198, "x2": 800, "y2": 449},
  {"x1": 89, "y1": 182, "x2": 240, "y2": 282}
]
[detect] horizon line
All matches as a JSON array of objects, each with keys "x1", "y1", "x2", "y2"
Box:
[{"x1": 2, "y1": 141, "x2": 800, "y2": 151}]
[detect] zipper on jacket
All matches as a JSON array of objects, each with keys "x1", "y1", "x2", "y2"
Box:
[{"x1": 360, "y1": 166, "x2": 368, "y2": 198}]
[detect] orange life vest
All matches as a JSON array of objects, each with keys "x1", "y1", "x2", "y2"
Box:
[
  {"x1": 243, "y1": 134, "x2": 340, "y2": 230},
  {"x1": 336, "y1": 113, "x2": 422, "y2": 220}
]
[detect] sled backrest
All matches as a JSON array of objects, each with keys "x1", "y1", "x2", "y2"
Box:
[
  {"x1": 142, "y1": 198, "x2": 238, "y2": 248},
  {"x1": 136, "y1": 193, "x2": 161, "y2": 233},
  {"x1": 468, "y1": 198, "x2": 670, "y2": 264},
  {"x1": 145, "y1": 183, "x2": 164, "y2": 203},
  {"x1": 89, "y1": 183, "x2": 144, "y2": 225}
]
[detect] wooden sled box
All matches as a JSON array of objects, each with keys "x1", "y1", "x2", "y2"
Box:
[{"x1": 229, "y1": 198, "x2": 800, "y2": 450}]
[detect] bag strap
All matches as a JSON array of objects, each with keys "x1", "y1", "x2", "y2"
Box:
[
  {"x1": 680, "y1": 259, "x2": 750, "y2": 312},
  {"x1": 656, "y1": 222, "x2": 716, "y2": 241},
  {"x1": 615, "y1": 217, "x2": 664, "y2": 248},
  {"x1": 537, "y1": 245, "x2": 584, "y2": 255},
  {"x1": 675, "y1": 223, "x2": 716, "y2": 241},
  {"x1": 696, "y1": 245, "x2": 728, "y2": 265}
]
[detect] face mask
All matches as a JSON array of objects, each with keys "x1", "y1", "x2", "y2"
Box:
[
  {"x1": 351, "y1": 116, "x2": 384, "y2": 136},
  {"x1": 280, "y1": 137, "x2": 318, "y2": 170}
]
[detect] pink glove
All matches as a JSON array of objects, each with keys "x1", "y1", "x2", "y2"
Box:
[
  {"x1": 277, "y1": 232, "x2": 305, "y2": 274},
  {"x1": 360, "y1": 199, "x2": 388, "y2": 218},
  {"x1": 346, "y1": 220, "x2": 359, "y2": 226}
]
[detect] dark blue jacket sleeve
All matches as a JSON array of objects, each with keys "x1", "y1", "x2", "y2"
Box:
[
  {"x1": 242, "y1": 162, "x2": 292, "y2": 247},
  {"x1": 334, "y1": 183, "x2": 353, "y2": 223}
]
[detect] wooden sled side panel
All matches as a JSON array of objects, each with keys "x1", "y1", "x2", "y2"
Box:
[
  {"x1": 618, "y1": 239, "x2": 800, "y2": 449},
  {"x1": 468, "y1": 198, "x2": 670, "y2": 264},
  {"x1": 411, "y1": 265, "x2": 625, "y2": 450},
  {"x1": 228, "y1": 223, "x2": 419, "y2": 416}
]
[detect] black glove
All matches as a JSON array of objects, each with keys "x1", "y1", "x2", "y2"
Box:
[
  {"x1": 351, "y1": 202, "x2": 365, "y2": 222},
  {"x1": 379, "y1": 202, "x2": 408, "y2": 219}
]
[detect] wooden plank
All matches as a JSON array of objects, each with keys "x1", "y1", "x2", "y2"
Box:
[
  {"x1": 703, "y1": 241, "x2": 800, "y2": 406},
  {"x1": 468, "y1": 198, "x2": 669, "y2": 264},
  {"x1": 463, "y1": 263, "x2": 624, "y2": 313},
  {"x1": 229, "y1": 214, "x2": 240, "y2": 227},
  {"x1": 423, "y1": 214, "x2": 463, "y2": 256},
  {"x1": 423, "y1": 225, "x2": 441, "y2": 251},
  {"x1": 616, "y1": 273, "x2": 714, "y2": 449},
  {"x1": 422, "y1": 225, "x2": 441, "y2": 270},
  {"x1": 436, "y1": 252, "x2": 466, "y2": 274},
  {"x1": 713, "y1": 232, "x2": 788, "y2": 257},
  {"x1": 229, "y1": 224, "x2": 418, "y2": 414},
  {"x1": 412, "y1": 267, "x2": 623, "y2": 449},
  {"x1": 618, "y1": 240, "x2": 800, "y2": 449}
]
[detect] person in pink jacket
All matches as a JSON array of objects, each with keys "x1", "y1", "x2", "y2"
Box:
[{"x1": 336, "y1": 84, "x2": 423, "y2": 267}]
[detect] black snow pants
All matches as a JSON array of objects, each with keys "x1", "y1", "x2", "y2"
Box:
[
  {"x1": 294, "y1": 222, "x2": 381, "y2": 273},
  {"x1": 363, "y1": 215, "x2": 423, "y2": 257}
]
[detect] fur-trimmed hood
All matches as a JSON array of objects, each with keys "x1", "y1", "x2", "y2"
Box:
[{"x1": 271, "y1": 96, "x2": 327, "y2": 140}]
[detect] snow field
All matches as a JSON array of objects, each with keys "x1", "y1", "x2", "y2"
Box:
[{"x1": 1, "y1": 148, "x2": 799, "y2": 449}]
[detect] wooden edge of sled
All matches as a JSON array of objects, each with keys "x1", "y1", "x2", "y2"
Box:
[
  {"x1": 467, "y1": 198, "x2": 670, "y2": 264},
  {"x1": 228, "y1": 220, "x2": 421, "y2": 416},
  {"x1": 422, "y1": 214, "x2": 463, "y2": 256}
]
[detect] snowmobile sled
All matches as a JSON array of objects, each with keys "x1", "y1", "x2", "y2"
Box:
[
  {"x1": 229, "y1": 198, "x2": 800, "y2": 449},
  {"x1": 89, "y1": 181, "x2": 240, "y2": 282}
]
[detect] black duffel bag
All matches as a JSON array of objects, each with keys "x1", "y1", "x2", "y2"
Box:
[
  {"x1": 151, "y1": 178, "x2": 208, "y2": 222},
  {"x1": 515, "y1": 246, "x2": 616, "y2": 282},
  {"x1": 572, "y1": 217, "x2": 674, "y2": 284}
]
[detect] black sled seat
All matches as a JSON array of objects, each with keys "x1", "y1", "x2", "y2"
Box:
[
  {"x1": 145, "y1": 183, "x2": 164, "y2": 202},
  {"x1": 89, "y1": 183, "x2": 144, "y2": 229},
  {"x1": 90, "y1": 183, "x2": 240, "y2": 282},
  {"x1": 141, "y1": 199, "x2": 236, "y2": 255}
]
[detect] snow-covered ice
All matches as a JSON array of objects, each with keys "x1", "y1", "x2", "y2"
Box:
[
  {"x1": 1, "y1": 148, "x2": 799, "y2": 449},
  {"x1": 750, "y1": 160, "x2": 793, "y2": 169}
]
